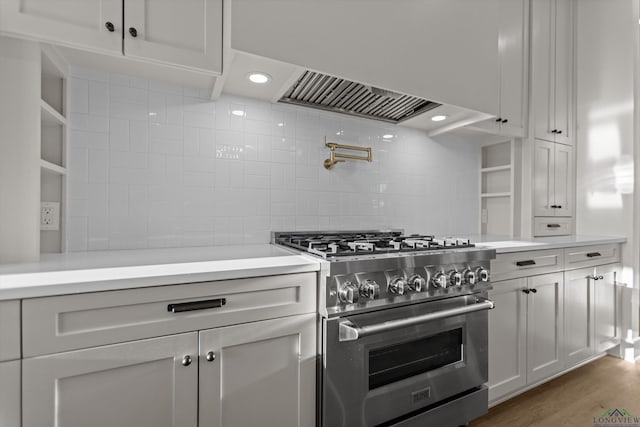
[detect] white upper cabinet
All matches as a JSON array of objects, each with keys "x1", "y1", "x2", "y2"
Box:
[
  {"x1": 531, "y1": 0, "x2": 574, "y2": 145},
  {"x1": 0, "y1": 0, "x2": 122, "y2": 54},
  {"x1": 472, "y1": 0, "x2": 528, "y2": 136},
  {"x1": 533, "y1": 139, "x2": 573, "y2": 218},
  {"x1": 0, "y1": 0, "x2": 222, "y2": 74},
  {"x1": 231, "y1": 0, "x2": 501, "y2": 115},
  {"x1": 123, "y1": 0, "x2": 222, "y2": 73}
]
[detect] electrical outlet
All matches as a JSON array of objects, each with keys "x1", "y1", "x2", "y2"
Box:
[{"x1": 41, "y1": 202, "x2": 60, "y2": 231}]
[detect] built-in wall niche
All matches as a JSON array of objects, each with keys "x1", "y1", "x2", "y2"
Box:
[
  {"x1": 480, "y1": 139, "x2": 521, "y2": 236},
  {"x1": 40, "y1": 46, "x2": 67, "y2": 253}
]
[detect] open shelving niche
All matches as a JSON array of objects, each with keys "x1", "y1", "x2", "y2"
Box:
[
  {"x1": 480, "y1": 139, "x2": 521, "y2": 236},
  {"x1": 40, "y1": 45, "x2": 68, "y2": 253}
]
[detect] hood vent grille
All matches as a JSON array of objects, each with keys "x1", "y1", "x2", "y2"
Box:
[{"x1": 279, "y1": 71, "x2": 441, "y2": 123}]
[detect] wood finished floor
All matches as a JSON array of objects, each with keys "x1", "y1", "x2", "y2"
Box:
[{"x1": 469, "y1": 356, "x2": 640, "y2": 427}]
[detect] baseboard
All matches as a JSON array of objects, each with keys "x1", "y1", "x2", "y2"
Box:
[{"x1": 488, "y1": 353, "x2": 608, "y2": 408}]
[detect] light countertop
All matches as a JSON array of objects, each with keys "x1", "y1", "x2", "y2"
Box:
[
  {"x1": 472, "y1": 234, "x2": 627, "y2": 253},
  {"x1": 0, "y1": 236, "x2": 626, "y2": 300},
  {"x1": 0, "y1": 245, "x2": 322, "y2": 300}
]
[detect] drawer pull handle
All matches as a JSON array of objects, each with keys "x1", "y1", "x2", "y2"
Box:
[
  {"x1": 530, "y1": 288, "x2": 537, "y2": 293},
  {"x1": 168, "y1": 298, "x2": 226, "y2": 313},
  {"x1": 516, "y1": 260, "x2": 536, "y2": 267},
  {"x1": 206, "y1": 351, "x2": 216, "y2": 362},
  {"x1": 590, "y1": 275, "x2": 604, "y2": 281},
  {"x1": 182, "y1": 355, "x2": 192, "y2": 366},
  {"x1": 547, "y1": 224, "x2": 561, "y2": 228},
  {"x1": 522, "y1": 289, "x2": 530, "y2": 294},
  {"x1": 586, "y1": 252, "x2": 602, "y2": 258}
]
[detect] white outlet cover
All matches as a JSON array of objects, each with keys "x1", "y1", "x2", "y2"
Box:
[{"x1": 41, "y1": 201, "x2": 60, "y2": 231}]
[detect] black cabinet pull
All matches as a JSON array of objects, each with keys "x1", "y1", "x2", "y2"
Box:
[
  {"x1": 129, "y1": 27, "x2": 138, "y2": 37},
  {"x1": 530, "y1": 288, "x2": 537, "y2": 293},
  {"x1": 105, "y1": 22, "x2": 115, "y2": 32},
  {"x1": 547, "y1": 224, "x2": 561, "y2": 228},
  {"x1": 522, "y1": 289, "x2": 531, "y2": 294},
  {"x1": 516, "y1": 260, "x2": 536, "y2": 266},
  {"x1": 168, "y1": 298, "x2": 226, "y2": 313},
  {"x1": 501, "y1": 119, "x2": 508, "y2": 123},
  {"x1": 495, "y1": 117, "x2": 502, "y2": 122},
  {"x1": 550, "y1": 205, "x2": 558, "y2": 208},
  {"x1": 586, "y1": 252, "x2": 602, "y2": 258},
  {"x1": 557, "y1": 130, "x2": 563, "y2": 134}
]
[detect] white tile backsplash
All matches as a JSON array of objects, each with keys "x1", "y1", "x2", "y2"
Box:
[{"x1": 66, "y1": 67, "x2": 481, "y2": 251}]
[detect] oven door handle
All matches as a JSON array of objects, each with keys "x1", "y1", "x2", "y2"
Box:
[{"x1": 338, "y1": 297, "x2": 495, "y2": 342}]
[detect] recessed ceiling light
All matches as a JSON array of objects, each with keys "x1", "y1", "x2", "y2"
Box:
[
  {"x1": 431, "y1": 115, "x2": 447, "y2": 122},
  {"x1": 382, "y1": 134, "x2": 394, "y2": 139},
  {"x1": 247, "y1": 72, "x2": 271, "y2": 84},
  {"x1": 231, "y1": 109, "x2": 245, "y2": 117}
]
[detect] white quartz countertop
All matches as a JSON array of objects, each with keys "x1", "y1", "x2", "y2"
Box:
[
  {"x1": 471, "y1": 234, "x2": 626, "y2": 253},
  {"x1": 0, "y1": 245, "x2": 322, "y2": 300}
]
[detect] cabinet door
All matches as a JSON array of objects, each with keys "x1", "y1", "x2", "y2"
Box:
[
  {"x1": 23, "y1": 333, "x2": 198, "y2": 427},
  {"x1": 498, "y1": 0, "x2": 527, "y2": 137},
  {"x1": 533, "y1": 139, "x2": 556, "y2": 216},
  {"x1": 594, "y1": 264, "x2": 621, "y2": 353},
  {"x1": 554, "y1": 143, "x2": 573, "y2": 217},
  {"x1": 553, "y1": 0, "x2": 574, "y2": 145},
  {"x1": 526, "y1": 272, "x2": 564, "y2": 384},
  {"x1": 531, "y1": 0, "x2": 555, "y2": 142},
  {"x1": 487, "y1": 278, "x2": 527, "y2": 402},
  {"x1": 0, "y1": 360, "x2": 21, "y2": 427},
  {"x1": 199, "y1": 314, "x2": 316, "y2": 427},
  {"x1": 0, "y1": 0, "x2": 121, "y2": 54},
  {"x1": 563, "y1": 268, "x2": 594, "y2": 367},
  {"x1": 123, "y1": 0, "x2": 222, "y2": 74}
]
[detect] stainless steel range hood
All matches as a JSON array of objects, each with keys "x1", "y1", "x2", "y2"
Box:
[{"x1": 279, "y1": 70, "x2": 441, "y2": 124}]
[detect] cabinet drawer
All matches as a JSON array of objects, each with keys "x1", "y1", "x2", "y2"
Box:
[
  {"x1": 533, "y1": 217, "x2": 572, "y2": 236},
  {"x1": 0, "y1": 300, "x2": 20, "y2": 362},
  {"x1": 491, "y1": 249, "x2": 564, "y2": 281},
  {"x1": 564, "y1": 244, "x2": 620, "y2": 269},
  {"x1": 22, "y1": 272, "x2": 316, "y2": 357}
]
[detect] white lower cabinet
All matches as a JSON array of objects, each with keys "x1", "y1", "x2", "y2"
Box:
[
  {"x1": 21, "y1": 273, "x2": 317, "y2": 427},
  {"x1": 0, "y1": 360, "x2": 21, "y2": 427},
  {"x1": 593, "y1": 264, "x2": 621, "y2": 353},
  {"x1": 488, "y1": 278, "x2": 527, "y2": 401},
  {"x1": 23, "y1": 333, "x2": 199, "y2": 427},
  {"x1": 22, "y1": 314, "x2": 316, "y2": 427},
  {"x1": 199, "y1": 314, "x2": 316, "y2": 427},
  {"x1": 563, "y1": 263, "x2": 621, "y2": 368},
  {"x1": 489, "y1": 245, "x2": 622, "y2": 404},
  {"x1": 526, "y1": 273, "x2": 564, "y2": 383},
  {"x1": 488, "y1": 272, "x2": 564, "y2": 402}
]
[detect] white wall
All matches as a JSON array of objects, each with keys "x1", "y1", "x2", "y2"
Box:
[
  {"x1": 575, "y1": 0, "x2": 637, "y2": 356},
  {"x1": 0, "y1": 38, "x2": 41, "y2": 263},
  {"x1": 65, "y1": 67, "x2": 481, "y2": 250}
]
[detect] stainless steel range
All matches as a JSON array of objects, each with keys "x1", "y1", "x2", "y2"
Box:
[{"x1": 273, "y1": 230, "x2": 496, "y2": 427}]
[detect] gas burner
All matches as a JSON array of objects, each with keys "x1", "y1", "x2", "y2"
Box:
[{"x1": 273, "y1": 230, "x2": 475, "y2": 259}]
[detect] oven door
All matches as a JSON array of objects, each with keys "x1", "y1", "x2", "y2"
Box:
[{"x1": 322, "y1": 294, "x2": 493, "y2": 427}]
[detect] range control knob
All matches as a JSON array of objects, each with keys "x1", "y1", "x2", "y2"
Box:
[
  {"x1": 475, "y1": 267, "x2": 490, "y2": 282},
  {"x1": 408, "y1": 274, "x2": 428, "y2": 292},
  {"x1": 359, "y1": 279, "x2": 380, "y2": 300},
  {"x1": 388, "y1": 276, "x2": 408, "y2": 295},
  {"x1": 432, "y1": 271, "x2": 448, "y2": 289},
  {"x1": 462, "y1": 268, "x2": 477, "y2": 285},
  {"x1": 338, "y1": 281, "x2": 359, "y2": 304},
  {"x1": 448, "y1": 270, "x2": 463, "y2": 287}
]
